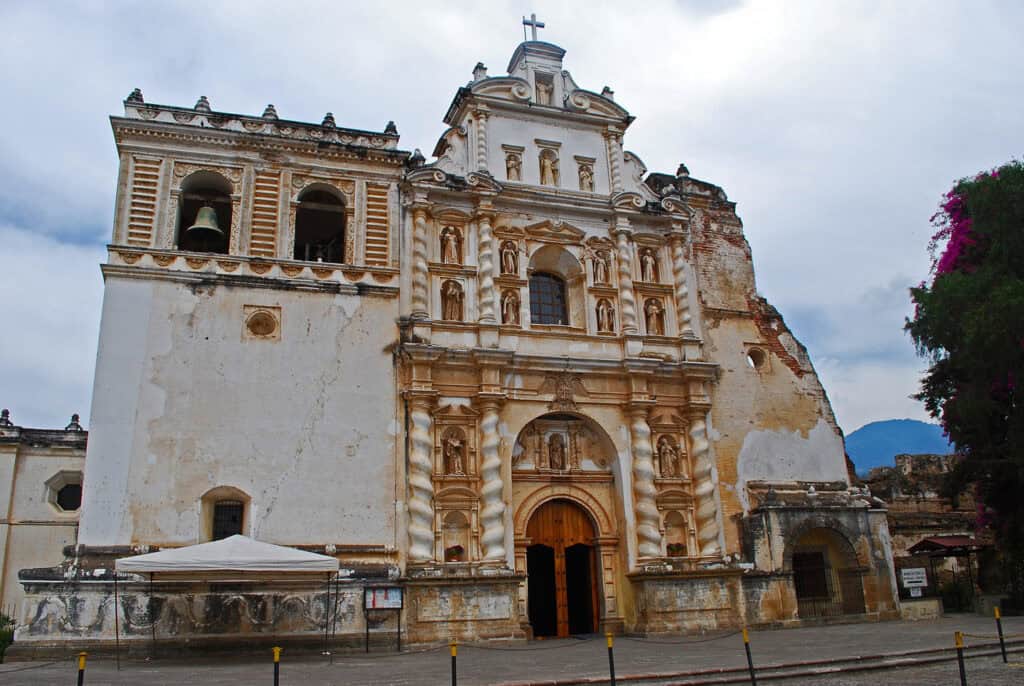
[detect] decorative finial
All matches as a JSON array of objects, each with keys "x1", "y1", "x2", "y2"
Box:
[
  {"x1": 473, "y1": 62, "x2": 488, "y2": 82},
  {"x1": 676, "y1": 163, "x2": 690, "y2": 178},
  {"x1": 522, "y1": 13, "x2": 545, "y2": 41},
  {"x1": 194, "y1": 96, "x2": 211, "y2": 113},
  {"x1": 807, "y1": 484, "x2": 817, "y2": 497},
  {"x1": 384, "y1": 120, "x2": 398, "y2": 135},
  {"x1": 126, "y1": 88, "x2": 144, "y2": 104},
  {"x1": 0, "y1": 409, "x2": 11, "y2": 427},
  {"x1": 262, "y1": 104, "x2": 278, "y2": 120},
  {"x1": 322, "y1": 112, "x2": 336, "y2": 128},
  {"x1": 409, "y1": 148, "x2": 425, "y2": 168},
  {"x1": 65, "y1": 413, "x2": 83, "y2": 432},
  {"x1": 601, "y1": 86, "x2": 615, "y2": 100}
]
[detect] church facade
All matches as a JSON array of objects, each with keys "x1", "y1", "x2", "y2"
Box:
[{"x1": 14, "y1": 37, "x2": 899, "y2": 650}]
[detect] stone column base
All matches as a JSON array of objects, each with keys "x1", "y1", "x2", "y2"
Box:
[{"x1": 403, "y1": 572, "x2": 526, "y2": 644}]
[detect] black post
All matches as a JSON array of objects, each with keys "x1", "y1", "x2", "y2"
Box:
[
  {"x1": 955, "y1": 631, "x2": 967, "y2": 686},
  {"x1": 606, "y1": 633, "x2": 616, "y2": 686},
  {"x1": 76, "y1": 652, "x2": 87, "y2": 686},
  {"x1": 995, "y1": 607, "x2": 1008, "y2": 663},
  {"x1": 743, "y1": 628, "x2": 758, "y2": 686},
  {"x1": 273, "y1": 646, "x2": 281, "y2": 686},
  {"x1": 450, "y1": 641, "x2": 457, "y2": 686}
]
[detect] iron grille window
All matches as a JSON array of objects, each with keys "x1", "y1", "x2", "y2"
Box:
[
  {"x1": 530, "y1": 272, "x2": 568, "y2": 325},
  {"x1": 212, "y1": 500, "x2": 244, "y2": 540}
]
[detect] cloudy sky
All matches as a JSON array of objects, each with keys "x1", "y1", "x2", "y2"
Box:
[{"x1": 1, "y1": 1, "x2": 1021, "y2": 434}]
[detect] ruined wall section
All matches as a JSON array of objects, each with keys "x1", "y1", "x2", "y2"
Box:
[{"x1": 684, "y1": 189, "x2": 848, "y2": 555}]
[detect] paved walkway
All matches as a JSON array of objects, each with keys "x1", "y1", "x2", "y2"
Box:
[{"x1": 1, "y1": 614, "x2": 1022, "y2": 685}]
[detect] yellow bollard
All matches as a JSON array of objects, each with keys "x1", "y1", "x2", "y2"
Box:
[
  {"x1": 273, "y1": 646, "x2": 282, "y2": 686},
  {"x1": 77, "y1": 652, "x2": 87, "y2": 686},
  {"x1": 742, "y1": 628, "x2": 757, "y2": 685},
  {"x1": 450, "y1": 640, "x2": 458, "y2": 686},
  {"x1": 995, "y1": 606, "x2": 1007, "y2": 663},
  {"x1": 606, "y1": 633, "x2": 616, "y2": 686},
  {"x1": 955, "y1": 631, "x2": 966, "y2": 686}
]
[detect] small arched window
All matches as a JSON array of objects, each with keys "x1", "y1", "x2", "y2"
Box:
[
  {"x1": 212, "y1": 500, "x2": 244, "y2": 540},
  {"x1": 294, "y1": 188, "x2": 345, "y2": 263},
  {"x1": 530, "y1": 272, "x2": 568, "y2": 325},
  {"x1": 177, "y1": 171, "x2": 232, "y2": 254}
]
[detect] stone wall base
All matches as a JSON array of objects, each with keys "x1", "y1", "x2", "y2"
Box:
[{"x1": 403, "y1": 572, "x2": 527, "y2": 644}]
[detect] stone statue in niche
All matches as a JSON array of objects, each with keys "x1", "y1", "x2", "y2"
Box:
[
  {"x1": 657, "y1": 436, "x2": 679, "y2": 478},
  {"x1": 578, "y1": 163, "x2": 594, "y2": 192},
  {"x1": 596, "y1": 298, "x2": 615, "y2": 332},
  {"x1": 505, "y1": 152, "x2": 522, "y2": 181},
  {"x1": 441, "y1": 280, "x2": 464, "y2": 321},
  {"x1": 548, "y1": 434, "x2": 566, "y2": 470},
  {"x1": 641, "y1": 249, "x2": 658, "y2": 282},
  {"x1": 645, "y1": 298, "x2": 665, "y2": 335},
  {"x1": 440, "y1": 226, "x2": 461, "y2": 265},
  {"x1": 500, "y1": 240, "x2": 518, "y2": 274},
  {"x1": 536, "y1": 80, "x2": 553, "y2": 105},
  {"x1": 501, "y1": 289, "x2": 520, "y2": 325},
  {"x1": 539, "y1": 150, "x2": 559, "y2": 186},
  {"x1": 444, "y1": 431, "x2": 466, "y2": 475},
  {"x1": 593, "y1": 250, "x2": 610, "y2": 284}
]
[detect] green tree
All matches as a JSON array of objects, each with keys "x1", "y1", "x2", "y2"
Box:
[{"x1": 906, "y1": 160, "x2": 1024, "y2": 604}]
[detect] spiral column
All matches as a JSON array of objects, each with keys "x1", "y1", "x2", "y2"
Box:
[
  {"x1": 407, "y1": 395, "x2": 436, "y2": 561},
  {"x1": 605, "y1": 130, "x2": 623, "y2": 193},
  {"x1": 689, "y1": 411, "x2": 721, "y2": 557},
  {"x1": 411, "y1": 207, "x2": 429, "y2": 319},
  {"x1": 477, "y1": 211, "x2": 496, "y2": 323},
  {"x1": 670, "y1": 233, "x2": 693, "y2": 335},
  {"x1": 628, "y1": 405, "x2": 661, "y2": 559},
  {"x1": 477, "y1": 398, "x2": 506, "y2": 561},
  {"x1": 615, "y1": 228, "x2": 638, "y2": 333},
  {"x1": 475, "y1": 110, "x2": 489, "y2": 171}
]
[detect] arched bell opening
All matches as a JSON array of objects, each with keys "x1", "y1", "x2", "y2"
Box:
[
  {"x1": 294, "y1": 186, "x2": 346, "y2": 263},
  {"x1": 526, "y1": 498, "x2": 600, "y2": 637},
  {"x1": 790, "y1": 526, "x2": 866, "y2": 619},
  {"x1": 176, "y1": 170, "x2": 233, "y2": 254}
]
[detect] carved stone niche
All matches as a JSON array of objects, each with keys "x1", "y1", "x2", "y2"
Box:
[
  {"x1": 435, "y1": 486, "x2": 480, "y2": 564},
  {"x1": 511, "y1": 414, "x2": 613, "y2": 473},
  {"x1": 433, "y1": 404, "x2": 479, "y2": 480},
  {"x1": 649, "y1": 412, "x2": 691, "y2": 482},
  {"x1": 656, "y1": 489, "x2": 696, "y2": 561}
]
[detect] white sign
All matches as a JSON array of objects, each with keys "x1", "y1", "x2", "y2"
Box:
[
  {"x1": 901, "y1": 567, "x2": 928, "y2": 588},
  {"x1": 365, "y1": 587, "x2": 403, "y2": 609},
  {"x1": 910, "y1": 587, "x2": 923, "y2": 598}
]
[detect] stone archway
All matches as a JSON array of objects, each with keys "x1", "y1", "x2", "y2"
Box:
[
  {"x1": 788, "y1": 526, "x2": 866, "y2": 618},
  {"x1": 511, "y1": 411, "x2": 625, "y2": 636}
]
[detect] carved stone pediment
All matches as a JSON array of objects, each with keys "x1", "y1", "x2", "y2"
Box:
[
  {"x1": 433, "y1": 403, "x2": 480, "y2": 419},
  {"x1": 406, "y1": 166, "x2": 448, "y2": 185},
  {"x1": 495, "y1": 225, "x2": 526, "y2": 240},
  {"x1": 524, "y1": 220, "x2": 586, "y2": 244},
  {"x1": 656, "y1": 488, "x2": 694, "y2": 509},
  {"x1": 537, "y1": 372, "x2": 589, "y2": 412},
  {"x1": 563, "y1": 88, "x2": 630, "y2": 119},
  {"x1": 648, "y1": 412, "x2": 686, "y2": 431},
  {"x1": 470, "y1": 76, "x2": 532, "y2": 103},
  {"x1": 466, "y1": 171, "x2": 503, "y2": 193}
]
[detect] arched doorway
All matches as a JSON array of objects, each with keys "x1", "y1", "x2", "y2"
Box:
[
  {"x1": 791, "y1": 527, "x2": 866, "y2": 618},
  {"x1": 526, "y1": 499, "x2": 600, "y2": 637}
]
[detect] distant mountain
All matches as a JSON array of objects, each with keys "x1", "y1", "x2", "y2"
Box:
[{"x1": 845, "y1": 419, "x2": 953, "y2": 475}]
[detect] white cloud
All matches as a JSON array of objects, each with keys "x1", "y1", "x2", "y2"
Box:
[{"x1": 0, "y1": 1, "x2": 1021, "y2": 431}]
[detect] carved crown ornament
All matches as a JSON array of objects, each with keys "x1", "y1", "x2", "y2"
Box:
[{"x1": 537, "y1": 371, "x2": 589, "y2": 412}]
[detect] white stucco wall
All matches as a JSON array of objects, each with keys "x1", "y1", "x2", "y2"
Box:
[{"x1": 79, "y1": 276, "x2": 398, "y2": 547}]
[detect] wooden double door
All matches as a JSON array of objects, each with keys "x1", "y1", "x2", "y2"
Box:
[{"x1": 526, "y1": 499, "x2": 600, "y2": 637}]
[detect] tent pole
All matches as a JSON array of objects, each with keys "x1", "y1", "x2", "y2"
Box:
[
  {"x1": 114, "y1": 574, "x2": 121, "y2": 671},
  {"x1": 149, "y1": 574, "x2": 156, "y2": 656}
]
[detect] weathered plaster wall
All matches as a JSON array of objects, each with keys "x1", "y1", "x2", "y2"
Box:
[
  {"x1": 689, "y1": 203, "x2": 848, "y2": 554},
  {"x1": 78, "y1": 276, "x2": 398, "y2": 547}
]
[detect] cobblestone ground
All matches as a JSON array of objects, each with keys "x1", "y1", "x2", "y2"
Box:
[{"x1": 1, "y1": 614, "x2": 1021, "y2": 685}]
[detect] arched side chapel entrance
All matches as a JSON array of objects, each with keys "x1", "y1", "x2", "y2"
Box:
[{"x1": 511, "y1": 412, "x2": 625, "y2": 637}]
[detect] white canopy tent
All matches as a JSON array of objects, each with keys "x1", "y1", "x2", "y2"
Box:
[
  {"x1": 115, "y1": 535, "x2": 340, "y2": 573},
  {"x1": 111, "y1": 536, "x2": 341, "y2": 658}
]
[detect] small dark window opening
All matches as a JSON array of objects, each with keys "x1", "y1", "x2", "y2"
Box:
[
  {"x1": 212, "y1": 500, "x2": 244, "y2": 540},
  {"x1": 294, "y1": 190, "x2": 345, "y2": 263},
  {"x1": 178, "y1": 190, "x2": 231, "y2": 254},
  {"x1": 56, "y1": 483, "x2": 82, "y2": 511},
  {"x1": 530, "y1": 272, "x2": 568, "y2": 325}
]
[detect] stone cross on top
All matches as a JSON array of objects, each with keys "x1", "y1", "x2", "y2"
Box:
[{"x1": 522, "y1": 13, "x2": 545, "y2": 41}]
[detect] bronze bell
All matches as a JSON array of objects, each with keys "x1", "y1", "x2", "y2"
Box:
[{"x1": 185, "y1": 205, "x2": 224, "y2": 239}]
